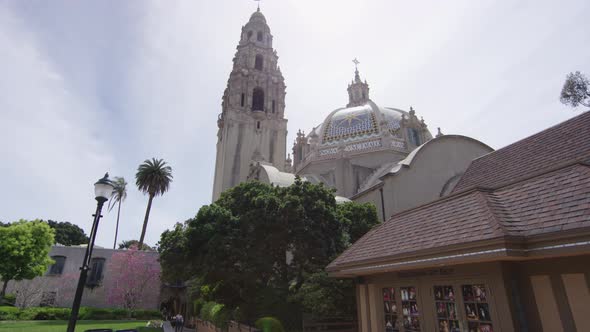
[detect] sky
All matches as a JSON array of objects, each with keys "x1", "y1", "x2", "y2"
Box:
[{"x1": 0, "y1": 0, "x2": 588, "y2": 248}]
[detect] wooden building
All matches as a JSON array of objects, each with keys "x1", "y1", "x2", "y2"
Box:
[{"x1": 327, "y1": 111, "x2": 590, "y2": 332}]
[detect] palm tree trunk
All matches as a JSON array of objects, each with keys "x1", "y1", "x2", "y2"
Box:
[
  {"x1": 138, "y1": 193, "x2": 154, "y2": 250},
  {"x1": 113, "y1": 199, "x2": 122, "y2": 249}
]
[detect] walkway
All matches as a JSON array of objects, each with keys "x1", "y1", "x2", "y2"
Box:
[{"x1": 162, "y1": 321, "x2": 196, "y2": 332}]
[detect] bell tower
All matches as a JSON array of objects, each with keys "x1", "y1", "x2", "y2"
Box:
[{"x1": 212, "y1": 8, "x2": 288, "y2": 201}]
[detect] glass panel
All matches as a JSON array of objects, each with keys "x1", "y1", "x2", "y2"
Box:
[
  {"x1": 382, "y1": 287, "x2": 400, "y2": 332},
  {"x1": 433, "y1": 285, "x2": 461, "y2": 332},
  {"x1": 400, "y1": 286, "x2": 420, "y2": 331},
  {"x1": 462, "y1": 284, "x2": 494, "y2": 332}
]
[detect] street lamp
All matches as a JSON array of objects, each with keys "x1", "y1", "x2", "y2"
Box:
[{"x1": 67, "y1": 173, "x2": 114, "y2": 332}]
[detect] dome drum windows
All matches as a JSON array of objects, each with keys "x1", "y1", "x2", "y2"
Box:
[
  {"x1": 257, "y1": 31, "x2": 263, "y2": 42},
  {"x1": 252, "y1": 88, "x2": 264, "y2": 112}
]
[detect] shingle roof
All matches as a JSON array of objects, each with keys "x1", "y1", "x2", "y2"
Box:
[
  {"x1": 328, "y1": 164, "x2": 590, "y2": 270},
  {"x1": 453, "y1": 111, "x2": 590, "y2": 192},
  {"x1": 328, "y1": 112, "x2": 590, "y2": 272}
]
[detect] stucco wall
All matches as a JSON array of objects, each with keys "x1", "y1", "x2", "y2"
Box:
[
  {"x1": 354, "y1": 135, "x2": 492, "y2": 221},
  {"x1": 5, "y1": 245, "x2": 161, "y2": 309}
]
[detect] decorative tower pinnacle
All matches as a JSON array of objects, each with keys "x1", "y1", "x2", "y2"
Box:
[{"x1": 347, "y1": 58, "x2": 370, "y2": 107}]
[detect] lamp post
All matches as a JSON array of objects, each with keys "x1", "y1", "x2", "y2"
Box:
[{"x1": 67, "y1": 173, "x2": 114, "y2": 332}]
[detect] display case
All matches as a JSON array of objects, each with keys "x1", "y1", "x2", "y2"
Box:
[
  {"x1": 400, "y1": 286, "x2": 420, "y2": 331},
  {"x1": 433, "y1": 285, "x2": 460, "y2": 332},
  {"x1": 462, "y1": 284, "x2": 493, "y2": 332}
]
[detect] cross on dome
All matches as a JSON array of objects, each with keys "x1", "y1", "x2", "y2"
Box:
[{"x1": 254, "y1": 0, "x2": 261, "y2": 11}]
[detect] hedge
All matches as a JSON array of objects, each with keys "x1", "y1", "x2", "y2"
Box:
[
  {"x1": 0, "y1": 306, "x2": 162, "y2": 321},
  {"x1": 255, "y1": 317, "x2": 285, "y2": 332},
  {"x1": 199, "y1": 301, "x2": 231, "y2": 329}
]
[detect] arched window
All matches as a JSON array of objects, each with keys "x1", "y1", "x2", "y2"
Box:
[
  {"x1": 252, "y1": 88, "x2": 264, "y2": 112},
  {"x1": 257, "y1": 121, "x2": 261, "y2": 129},
  {"x1": 255, "y1": 55, "x2": 263, "y2": 70},
  {"x1": 48, "y1": 256, "x2": 66, "y2": 275},
  {"x1": 247, "y1": 31, "x2": 253, "y2": 40},
  {"x1": 240, "y1": 93, "x2": 245, "y2": 107},
  {"x1": 272, "y1": 100, "x2": 276, "y2": 113},
  {"x1": 408, "y1": 128, "x2": 421, "y2": 146},
  {"x1": 257, "y1": 31, "x2": 263, "y2": 41},
  {"x1": 86, "y1": 257, "x2": 105, "y2": 287}
]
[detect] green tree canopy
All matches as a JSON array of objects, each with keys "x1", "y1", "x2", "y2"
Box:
[
  {"x1": 159, "y1": 179, "x2": 379, "y2": 322},
  {"x1": 0, "y1": 220, "x2": 55, "y2": 297},
  {"x1": 46, "y1": 220, "x2": 89, "y2": 246},
  {"x1": 560, "y1": 71, "x2": 590, "y2": 108}
]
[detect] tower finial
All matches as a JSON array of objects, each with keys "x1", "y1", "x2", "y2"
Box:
[
  {"x1": 254, "y1": 0, "x2": 260, "y2": 11},
  {"x1": 352, "y1": 58, "x2": 360, "y2": 82}
]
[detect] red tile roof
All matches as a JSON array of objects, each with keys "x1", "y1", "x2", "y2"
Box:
[
  {"x1": 453, "y1": 111, "x2": 590, "y2": 192},
  {"x1": 328, "y1": 112, "x2": 590, "y2": 273}
]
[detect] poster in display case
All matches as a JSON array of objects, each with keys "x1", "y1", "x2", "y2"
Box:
[
  {"x1": 463, "y1": 284, "x2": 493, "y2": 332},
  {"x1": 433, "y1": 285, "x2": 460, "y2": 332},
  {"x1": 382, "y1": 288, "x2": 400, "y2": 332},
  {"x1": 400, "y1": 286, "x2": 420, "y2": 331}
]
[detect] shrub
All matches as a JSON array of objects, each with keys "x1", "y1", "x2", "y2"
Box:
[
  {"x1": 200, "y1": 301, "x2": 216, "y2": 321},
  {"x1": 29, "y1": 307, "x2": 70, "y2": 320},
  {"x1": 198, "y1": 301, "x2": 230, "y2": 329},
  {"x1": 192, "y1": 298, "x2": 205, "y2": 316},
  {"x1": 0, "y1": 305, "x2": 161, "y2": 321},
  {"x1": 255, "y1": 317, "x2": 285, "y2": 332},
  {"x1": 132, "y1": 309, "x2": 162, "y2": 320},
  {"x1": 211, "y1": 303, "x2": 230, "y2": 329},
  {"x1": 0, "y1": 306, "x2": 19, "y2": 320},
  {"x1": 2, "y1": 294, "x2": 16, "y2": 306},
  {"x1": 78, "y1": 307, "x2": 127, "y2": 320},
  {"x1": 146, "y1": 320, "x2": 164, "y2": 328}
]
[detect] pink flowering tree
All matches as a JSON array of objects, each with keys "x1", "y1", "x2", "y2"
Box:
[{"x1": 107, "y1": 246, "x2": 161, "y2": 311}]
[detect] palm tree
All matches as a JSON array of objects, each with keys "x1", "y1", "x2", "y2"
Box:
[
  {"x1": 108, "y1": 177, "x2": 127, "y2": 249},
  {"x1": 135, "y1": 158, "x2": 173, "y2": 249}
]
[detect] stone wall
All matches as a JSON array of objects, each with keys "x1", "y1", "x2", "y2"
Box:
[{"x1": 194, "y1": 320, "x2": 259, "y2": 332}]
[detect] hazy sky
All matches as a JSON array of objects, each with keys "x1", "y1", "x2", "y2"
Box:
[{"x1": 1, "y1": 0, "x2": 588, "y2": 248}]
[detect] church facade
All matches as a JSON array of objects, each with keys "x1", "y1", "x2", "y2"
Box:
[{"x1": 213, "y1": 9, "x2": 493, "y2": 221}]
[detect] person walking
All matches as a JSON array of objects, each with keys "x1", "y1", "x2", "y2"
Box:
[{"x1": 174, "y1": 313, "x2": 184, "y2": 332}]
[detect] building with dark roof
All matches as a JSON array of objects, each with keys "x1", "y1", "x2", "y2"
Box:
[{"x1": 328, "y1": 111, "x2": 590, "y2": 332}]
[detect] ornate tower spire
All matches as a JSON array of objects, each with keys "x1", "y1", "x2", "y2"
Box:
[
  {"x1": 347, "y1": 58, "x2": 370, "y2": 107},
  {"x1": 212, "y1": 9, "x2": 288, "y2": 201}
]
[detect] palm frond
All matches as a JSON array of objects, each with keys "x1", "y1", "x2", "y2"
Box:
[
  {"x1": 108, "y1": 176, "x2": 128, "y2": 212},
  {"x1": 135, "y1": 158, "x2": 173, "y2": 197}
]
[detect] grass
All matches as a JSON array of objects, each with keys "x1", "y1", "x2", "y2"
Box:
[{"x1": 0, "y1": 320, "x2": 149, "y2": 332}]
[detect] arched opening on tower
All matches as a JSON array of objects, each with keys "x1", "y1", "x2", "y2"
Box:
[
  {"x1": 255, "y1": 55, "x2": 263, "y2": 70},
  {"x1": 247, "y1": 31, "x2": 253, "y2": 40},
  {"x1": 257, "y1": 31, "x2": 263, "y2": 41},
  {"x1": 252, "y1": 88, "x2": 264, "y2": 112}
]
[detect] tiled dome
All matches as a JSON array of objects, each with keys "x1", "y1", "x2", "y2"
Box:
[{"x1": 319, "y1": 100, "x2": 404, "y2": 146}]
